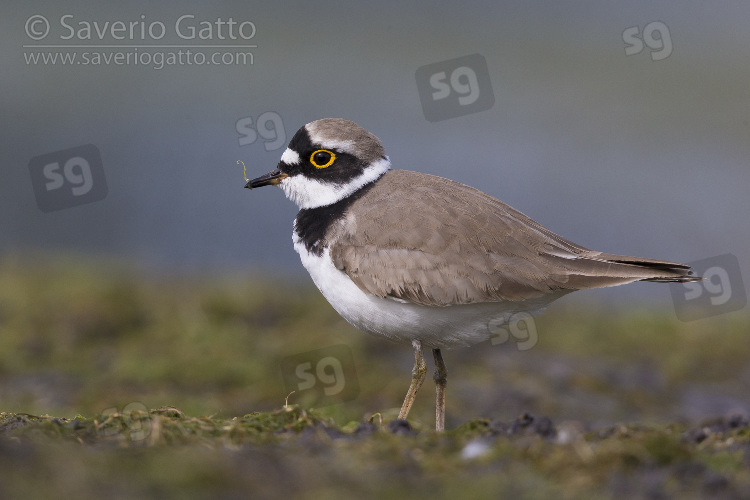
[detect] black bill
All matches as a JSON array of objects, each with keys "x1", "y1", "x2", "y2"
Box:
[{"x1": 245, "y1": 169, "x2": 289, "y2": 189}]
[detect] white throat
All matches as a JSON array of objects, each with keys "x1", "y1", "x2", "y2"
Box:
[{"x1": 278, "y1": 157, "x2": 390, "y2": 209}]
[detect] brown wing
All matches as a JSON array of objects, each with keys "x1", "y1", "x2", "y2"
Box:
[{"x1": 328, "y1": 170, "x2": 696, "y2": 307}]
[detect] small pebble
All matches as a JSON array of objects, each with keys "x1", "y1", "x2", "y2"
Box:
[
  {"x1": 387, "y1": 419, "x2": 417, "y2": 436},
  {"x1": 461, "y1": 439, "x2": 491, "y2": 460}
]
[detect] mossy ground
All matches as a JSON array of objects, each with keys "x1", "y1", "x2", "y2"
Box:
[{"x1": 0, "y1": 253, "x2": 748, "y2": 498}]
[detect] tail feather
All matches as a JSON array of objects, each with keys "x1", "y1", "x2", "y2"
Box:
[
  {"x1": 554, "y1": 251, "x2": 702, "y2": 291},
  {"x1": 595, "y1": 253, "x2": 700, "y2": 283}
]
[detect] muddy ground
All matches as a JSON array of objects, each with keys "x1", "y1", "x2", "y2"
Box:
[{"x1": 0, "y1": 255, "x2": 748, "y2": 498}]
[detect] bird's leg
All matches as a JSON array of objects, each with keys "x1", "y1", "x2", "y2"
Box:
[
  {"x1": 398, "y1": 340, "x2": 427, "y2": 421},
  {"x1": 432, "y1": 348, "x2": 448, "y2": 432}
]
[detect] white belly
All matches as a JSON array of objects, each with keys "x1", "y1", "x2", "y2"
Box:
[{"x1": 293, "y1": 234, "x2": 558, "y2": 349}]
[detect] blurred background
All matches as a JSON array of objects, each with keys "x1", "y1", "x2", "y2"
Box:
[{"x1": 1, "y1": 1, "x2": 748, "y2": 427}]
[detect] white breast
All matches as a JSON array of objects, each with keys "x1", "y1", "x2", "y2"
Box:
[{"x1": 292, "y1": 231, "x2": 554, "y2": 349}]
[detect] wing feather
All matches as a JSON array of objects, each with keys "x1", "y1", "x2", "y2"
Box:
[{"x1": 328, "y1": 170, "x2": 696, "y2": 306}]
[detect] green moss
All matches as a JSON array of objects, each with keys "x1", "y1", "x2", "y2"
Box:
[
  {"x1": 643, "y1": 433, "x2": 692, "y2": 465},
  {"x1": 1, "y1": 253, "x2": 749, "y2": 499},
  {"x1": 2, "y1": 407, "x2": 750, "y2": 499}
]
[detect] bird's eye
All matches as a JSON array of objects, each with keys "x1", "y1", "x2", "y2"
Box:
[{"x1": 310, "y1": 150, "x2": 336, "y2": 168}]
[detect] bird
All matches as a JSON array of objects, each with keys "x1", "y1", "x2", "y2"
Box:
[{"x1": 245, "y1": 118, "x2": 700, "y2": 432}]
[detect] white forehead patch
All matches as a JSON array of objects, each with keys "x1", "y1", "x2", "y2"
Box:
[
  {"x1": 311, "y1": 138, "x2": 356, "y2": 155},
  {"x1": 280, "y1": 148, "x2": 301, "y2": 165},
  {"x1": 305, "y1": 124, "x2": 357, "y2": 154}
]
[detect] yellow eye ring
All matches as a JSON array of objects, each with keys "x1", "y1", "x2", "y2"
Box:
[{"x1": 310, "y1": 150, "x2": 336, "y2": 168}]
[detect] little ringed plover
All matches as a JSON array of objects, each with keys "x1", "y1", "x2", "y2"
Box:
[{"x1": 246, "y1": 118, "x2": 700, "y2": 431}]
